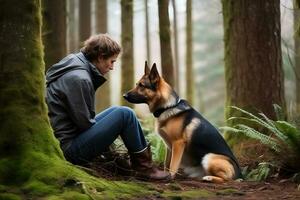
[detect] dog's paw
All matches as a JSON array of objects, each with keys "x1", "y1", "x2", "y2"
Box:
[
  {"x1": 202, "y1": 176, "x2": 213, "y2": 182},
  {"x1": 170, "y1": 173, "x2": 176, "y2": 180}
]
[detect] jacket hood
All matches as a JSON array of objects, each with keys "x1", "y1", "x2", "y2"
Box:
[{"x1": 46, "y1": 52, "x2": 106, "y2": 89}]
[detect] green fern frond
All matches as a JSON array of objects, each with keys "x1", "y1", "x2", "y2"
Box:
[
  {"x1": 258, "y1": 112, "x2": 288, "y2": 142},
  {"x1": 230, "y1": 106, "x2": 279, "y2": 133},
  {"x1": 219, "y1": 126, "x2": 243, "y2": 134},
  {"x1": 235, "y1": 124, "x2": 280, "y2": 152},
  {"x1": 275, "y1": 121, "x2": 300, "y2": 154}
]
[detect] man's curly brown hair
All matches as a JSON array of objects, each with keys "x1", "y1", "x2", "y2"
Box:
[{"x1": 81, "y1": 34, "x2": 121, "y2": 61}]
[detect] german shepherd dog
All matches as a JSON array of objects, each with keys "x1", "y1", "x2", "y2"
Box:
[{"x1": 123, "y1": 62, "x2": 243, "y2": 183}]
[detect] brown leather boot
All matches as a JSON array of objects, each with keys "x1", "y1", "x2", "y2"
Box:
[{"x1": 130, "y1": 145, "x2": 171, "y2": 181}]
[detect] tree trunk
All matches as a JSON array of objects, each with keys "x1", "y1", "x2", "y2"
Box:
[
  {"x1": 120, "y1": 0, "x2": 134, "y2": 107},
  {"x1": 171, "y1": 0, "x2": 180, "y2": 93},
  {"x1": 94, "y1": 0, "x2": 111, "y2": 113},
  {"x1": 42, "y1": 0, "x2": 67, "y2": 70},
  {"x1": 79, "y1": 0, "x2": 91, "y2": 48},
  {"x1": 66, "y1": 0, "x2": 79, "y2": 53},
  {"x1": 222, "y1": 0, "x2": 286, "y2": 151},
  {"x1": 0, "y1": 0, "x2": 64, "y2": 184},
  {"x1": 145, "y1": 0, "x2": 151, "y2": 64},
  {"x1": 158, "y1": 0, "x2": 174, "y2": 87},
  {"x1": 294, "y1": 0, "x2": 300, "y2": 113},
  {"x1": 185, "y1": 0, "x2": 193, "y2": 104}
]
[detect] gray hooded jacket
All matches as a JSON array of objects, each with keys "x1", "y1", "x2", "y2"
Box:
[{"x1": 46, "y1": 52, "x2": 106, "y2": 151}]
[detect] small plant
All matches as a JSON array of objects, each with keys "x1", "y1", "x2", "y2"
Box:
[
  {"x1": 146, "y1": 133, "x2": 166, "y2": 164},
  {"x1": 139, "y1": 116, "x2": 166, "y2": 164},
  {"x1": 221, "y1": 105, "x2": 300, "y2": 174},
  {"x1": 244, "y1": 162, "x2": 273, "y2": 181}
]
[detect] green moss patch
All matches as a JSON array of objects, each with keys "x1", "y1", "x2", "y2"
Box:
[
  {"x1": 0, "y1": 193, "x2": 21, "y2": 200},
  {"x1": 163, "y1": 189, "x2": 215, "y2": 199}
]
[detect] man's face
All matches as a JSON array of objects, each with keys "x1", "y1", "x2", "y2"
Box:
[{"x1": 95, "y1": 54, "x2": 118, "y2": 75}]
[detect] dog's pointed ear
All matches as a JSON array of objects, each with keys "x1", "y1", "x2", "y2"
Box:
[
  {"x1": 149, "y1": 63, "x2": 160, "y2": 86},
  {"x1": 144, "y1": 61, "x2": 150, "y2": 75}
]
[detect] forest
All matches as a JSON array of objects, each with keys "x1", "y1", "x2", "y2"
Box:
[{"x1": 0, "y1": 0, "x2": 300, "y2": 199}]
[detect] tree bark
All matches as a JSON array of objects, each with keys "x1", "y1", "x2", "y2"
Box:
[
  {"x1": 79, "y1": 0, "x2": 91, "y2": 48},
  {"x1": 66, "y1": 0, "x2": 79, "y2": 53},
  {"x1": 120, "y1": 0, "x2": 134, "y2": 107},
  {"x1": 222, "y1": 0, "x2": 286, "y2": 147},
  {"x1": 171, "y1": 0, "x2": 180, "y2": 93},
  {"x1": 94, "y1": 0, "x2": 111, "y2": 112},
  {"x1": 185, "y1": 0, "x2": 193, "y2": 104},
  {"x1": 158, "y1": 0, "x2": 174, "y2": 87},
  {"x1": 0, "y1": 0, "x2": 64, "y2": 184},
  {"x1": 42, "y1": 0, "x2": 67, "y2": 70},
  {"x1": 145, "y1": 0, "x2": 151, "y2": 64},
  {"x1": 294, "y1": 0, "x2": 300, "y2": 113}
]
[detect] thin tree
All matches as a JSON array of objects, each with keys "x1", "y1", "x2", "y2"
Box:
[
  {"x1": 42, "y1": 0, "x2": 67, "y2": 70},
  {"x1": 120, "y1": 0, "x2": 134, "y2": 107},
  {"x1": 79, "y1": 0, "x2": 91, "y2": 48},
  {"x1": 145, "y1": 0, "x2": 151, "y2": 64},
  {"x1": 171, "y1": 0, "x2": 180, "y2": 94},
  {"x1": 222, "y1": 0, "x2": 286, "y2": 151},
  {"x1": 66, "y1": 0, "x2": 79, "y2": 53},
  {"x1": 294, "y1": 0, "x2": 300, "y2": 113},
  {"x1": 94, "y1": 0, "x2": 111, "y2": 112},
  {"x1": 185, "y1": 0, "x2": 193, "y2": 104},
  {"x1": 158, "y1": 0, "x2": 174, "y2": 87}
]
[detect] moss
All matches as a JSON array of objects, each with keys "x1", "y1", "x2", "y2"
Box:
[
  {"x1": 216, "y1": 188, "x2": 244, "y2": 196},
  {"x1": 0, "y1": 193, "x2": 21, "y2": 200},
  {"x1": 0, "y1": 185, "x2": 6, "y2": 192},
  {"x1": 47, "y1": 191, "x2": 90, "y2": 200},
  {"x1": 163, "y1": 189, "x2": 215, "y2": 199},
  {"x1": 22, "y1": 180, "x2": 60, "y2": 196}
]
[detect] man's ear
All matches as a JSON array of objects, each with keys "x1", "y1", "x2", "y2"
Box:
[
  {"x1": 149, "y1": 63, "x2": 160, "y2": 87},
  {"x1": 144, "y1": 61, "x2": 150, "y2": 75}
]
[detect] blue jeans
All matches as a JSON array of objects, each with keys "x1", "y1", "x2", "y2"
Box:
[{"x1": 64, "y1": 106, "x2": 147, "y2": 165}]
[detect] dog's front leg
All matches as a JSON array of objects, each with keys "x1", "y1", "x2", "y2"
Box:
[{"x1": 169, "y1": 139, "x2": 186, "y2": 178}]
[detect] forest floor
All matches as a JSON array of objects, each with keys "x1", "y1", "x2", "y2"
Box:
[
  {"x1": 137, "y1": 177, "x2": 300, "y2": 200},
  {"x1": 88, "y1": 157, "x2": 300, "y2": 200}
]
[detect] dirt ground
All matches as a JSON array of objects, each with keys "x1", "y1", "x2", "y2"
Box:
[
  {"x1": 89, "y1": 155, "x2": 300, "y2": 200},
  {"x1": 141, "y1": 178, "x2": 300, "y2": 200}
]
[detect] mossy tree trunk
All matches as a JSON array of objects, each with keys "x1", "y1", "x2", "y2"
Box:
[
  {"x1": 0, "y1": 0, "x2": 64, "y2": 184},
  {"x1": 222, "y1": 0, "x2": 286, "y2": 152},
  {"x1": 158, "y1": 0, "x2": 175, "y2": 87},
  {"x1": 79, "y1": 0, "x2": 91, "y2": 48},
  {"x1": 42, "y1": 0, "x2": 67, "y2": 70},
  {"x1": 120, "y1": 0, "x2": 134, "y2": 107},
  {"x1": 185, "y1": 0, "x2": 193, "y2": 104},
  {"x1": 94, "y1": 0, "x2": 111, "y2": 113},
  {"x1": 294, "y1": 0, "x2": 300, "y2": 113}
]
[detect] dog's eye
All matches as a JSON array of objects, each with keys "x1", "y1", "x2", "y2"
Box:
[{"x1": 138, "y1": 83, "x2": 145, "y2": 88}]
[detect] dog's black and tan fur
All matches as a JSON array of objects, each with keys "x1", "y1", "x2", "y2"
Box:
[{"x1": 123, "y1": 62, "x2": 242, "y2": 183}]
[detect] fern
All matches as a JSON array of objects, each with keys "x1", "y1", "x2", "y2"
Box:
[
  {"x1": 223, "y1": 105, "x2": 300, "y2": 173},
  {"x1": 235, "y1": 124, "x2": 280, "y2": 152},
  {"x1": 275, "y1": 121, "x2": 300, "y2": 154}
]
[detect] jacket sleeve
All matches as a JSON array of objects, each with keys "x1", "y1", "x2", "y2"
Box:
[{"x1": 64, "y1": 76, "x2": 96, "y2": 131}]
